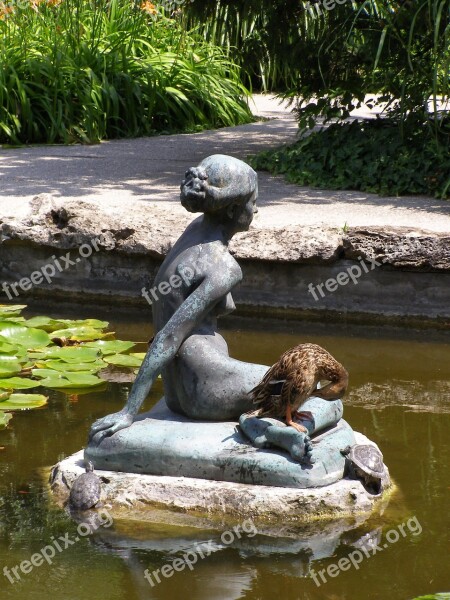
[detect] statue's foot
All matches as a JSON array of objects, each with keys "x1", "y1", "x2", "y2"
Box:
[
  {"x1": 265, "y1": 425, "x2": 315, "y2": 464},
  {"x1": 238, "y1": 413, "x2": 272, "y2": 448},
  {"x1": 239, "y1": 413, "x2": 315, "y2": 464}
]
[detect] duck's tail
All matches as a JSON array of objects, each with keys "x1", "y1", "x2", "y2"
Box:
[{"x1": 247, "y1": 367, "x2": 287, "y2": 417}]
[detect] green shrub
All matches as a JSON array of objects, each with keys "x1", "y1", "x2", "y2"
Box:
[
  {"x1": 0, "y1": 0, "x2": 252, "y2": 144},
  {"x1": 250, "y1": 118, "x2": 450, "y2": 199}
]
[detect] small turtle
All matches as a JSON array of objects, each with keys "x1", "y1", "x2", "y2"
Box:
[
  {"x1": 69, "y1": 461, "x2": 102, "y2": 511},
  {"x1": 341, "y1": 444, "x2": 389, "y2": 494}
]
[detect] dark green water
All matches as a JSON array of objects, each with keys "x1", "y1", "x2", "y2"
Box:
[{"x1": 0, "y1": 307, "x2": 449, "y2": 600}]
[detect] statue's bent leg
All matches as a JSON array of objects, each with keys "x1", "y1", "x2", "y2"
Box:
[
  {"x1": 299, "y1": 397, "x2": 343, "y2": 436},
  {"x1": 239, "y1": 397, "x2": 343, "y2": 463},
  {"x1": 174, "y1": 349, "x2": 269, "y2": 420}
]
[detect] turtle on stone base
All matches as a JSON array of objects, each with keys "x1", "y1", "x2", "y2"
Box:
[
  {"x1": 69, "y1": 461, "x2": 103, "y2": 511},
  {"x1": 341, "y1": 444, "x2": 389, "y2": 495}
]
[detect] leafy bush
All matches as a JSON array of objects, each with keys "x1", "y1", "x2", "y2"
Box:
[
  {"x1": 250, "y1": 119, "x2": 450, "y2": 198},
  {"x1": 0, "y1": 0, "x2": 252, "y2": 144},
  {"x1": 186, "y1": 0, "x2": 449, "y2": 124}
]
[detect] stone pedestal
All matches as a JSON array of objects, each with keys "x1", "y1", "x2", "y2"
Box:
[
  {"x1": 85, "y1": 399, "x2": 357, "y2": 489},
  {"x1": 51, "y1": 431, "x2": 392, "y2": 522}
]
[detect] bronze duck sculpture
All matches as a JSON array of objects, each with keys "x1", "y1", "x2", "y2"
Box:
[{"x1": 248, "y1": 343, "x2": 348, "y2": 433}]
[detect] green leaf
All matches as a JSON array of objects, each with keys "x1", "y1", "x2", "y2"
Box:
[
  {"x1": 0, "y1": 326, "x2": 51, "y2": 349},
  {"x1": 84, "y1": 340, "x2": 136, "y2": 355},
  {"x1": 0, "y1": 357, "x2": 22, "y2": 377},
  {"x1": 38, "y1": 373, "x2": 104, "y2": 389},
  {"x1": 58, "y1": 318, "x2": 109, "y2": 330},
  {"x1": 28, "y1": 346, "x2": 100, "y2": 363},
  {"x1": 0, "y1": 342, "x2": 19, "y2": 354},
  {"x1": 104, "y1": 354, "x2": 143, "y2": 367},
  {"x1": 0, "y1": 412, "x2": 12, "y2": 428},
  {"x1": 32, "y1": 369, "x2": 61, "y2": 379},
  {"x1": 0, "y1": 378, "x2": 40, "y2": 390},
  {"x1": 51, "y1": 327, "x2": 110, "y2": 341},
  {"x1": 24, "y1": 317, "x2": 68, "y2": 332},
  {"x1": 0, "y1": 305, "x2": 27, "y2": 317},
  {"x1": 410, "y1": 595, "x2": 450, "y2": 600},
  {"x1": 2, "y1": 317, "x2": 26, "y2": 325},
  {"x1": 41, "y1": 360, "x2": 106, "y2": 372},
  {"x1": 0, "y1": 393, "x2": 48, "y2": 411}
]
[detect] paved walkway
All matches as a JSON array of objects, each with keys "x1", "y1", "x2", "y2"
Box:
[{"x1": 1, "y1": 95, "x2": 450, "y2": 232}]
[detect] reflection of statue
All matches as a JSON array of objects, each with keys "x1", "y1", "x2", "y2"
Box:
[
  {"x1": 89, "y1": 155, "x2": 345, "y2": 463},
  {"x1": 73, "y1": 508, "x2": 377, "y2": 600}
]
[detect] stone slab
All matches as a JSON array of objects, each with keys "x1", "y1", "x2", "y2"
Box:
[
  {"x1": 85, "y1": 399, "x2": 356, "y2": 489},
  {"x1": 51, "y1": 431, "x2": 391, "y2": 521}
]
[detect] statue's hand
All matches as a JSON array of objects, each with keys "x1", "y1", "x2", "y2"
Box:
[{"x1": 88, "y1": 410, "x2": 134, "y2": 445}]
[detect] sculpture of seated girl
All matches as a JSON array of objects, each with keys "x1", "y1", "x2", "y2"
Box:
[{"x1": 89, "y1": 155, "x2": 343, "y2": 461}]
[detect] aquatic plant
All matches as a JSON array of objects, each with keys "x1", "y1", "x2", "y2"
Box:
[{"x1": 0, "y1": 304, "x2": 146, "y2": 427}]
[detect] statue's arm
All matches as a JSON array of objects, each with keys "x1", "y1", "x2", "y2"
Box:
[
  {"x1": 124, "y1": 273, "x2": 238, "y2": 415},
  {"x1": 89, "y1": 267, "x2": 240, "y2": 442}
]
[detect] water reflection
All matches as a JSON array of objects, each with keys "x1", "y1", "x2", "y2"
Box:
[
  {"x1": 77, "y1": 509, "x2": 390, "y2": 600},
  {"x1": 1, "y1": 312, "x2": 449, "y2": 600},
  {"x1": 347, "y1": 380, "x2": 450, "y2": 413}
]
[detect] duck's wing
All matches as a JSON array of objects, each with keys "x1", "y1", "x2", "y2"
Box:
[
  {"x1": 249, "y1": 361, "x2": 288, "y2": 415},
  {"x1": 281, "y1": 368, "x2": 318, "y2": 411}
]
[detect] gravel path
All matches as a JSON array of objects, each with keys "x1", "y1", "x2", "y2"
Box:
[{"x1": 1, "y1": 95, "x2": 449, "y2": 233}]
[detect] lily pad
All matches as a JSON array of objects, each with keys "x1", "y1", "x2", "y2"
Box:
[
  {"x1": 38, "y1": 373, "x2": 105, "y2": 389},
  {"x1": 0, "y1": 393, "x2": 48, "y2": 410},
  {"x1": 0, "y1": 342, "x2": 17, "y2": 354},
  {"x1": 0, "y1": 377, "x2": 40, "y2": 389},
  {"x1": 2, "y1": 317, "x2": 27, "y2": 326},
  {"x1": 0, "y1": 305, "x2": 27, "y2": 316},
  {"x1": 104, "y1": 354, "x2": 143, "y2": 368},
  {"x1": 58, "y1": 318, "x2": 109, "y2": 329},
  {"x1": 0, "y1": 326, "x2": 51, "y2": 349},
  {"x1": 28, "y1": 346, "x2": 100, "y2": 363},
  {"x1": 410, "y1": 595, "x2": 450, "y2": 600},
  {"x1": 32, "y1": 369, "x2": 62, "y2": 379},
  {"x1": 0, "y1": 390, "x2": 11, "y2": 400},
  {"x1": 84, "y1": 340, "x2": 136, "y2": 355},
  {"x1": 50, "y1": 327, "x2": 111, "y2": 342},
  {"x1": 0, "y1": 321, "x2": 19, "y2": 330},
  {"x1": 0, "y1": 357, "x2": 23, "y2": 377},
  {"x1": 41, "y1": 360, "x2": 106, "y2": 372},
  {"x1": 24, "y1": 317, "x2": 68, "y2": 332},
  {"x1": 0, "y1": 412, "x2": 12, "y2": 428},
  {"x1": 130, "y1": 352, "x2": 147, "y2": 360}
]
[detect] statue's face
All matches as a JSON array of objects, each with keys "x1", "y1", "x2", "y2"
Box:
[
  {"x1": 231, "y1": 192, "x2": 258, "y2": 232},
  {"x1": 180, "y1": 163, "x2": 258, "y2": 232}
]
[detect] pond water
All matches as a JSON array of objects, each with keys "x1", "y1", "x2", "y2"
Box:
[{"x1": 0, "y1": 306, "x2": 449, "y2": 600}]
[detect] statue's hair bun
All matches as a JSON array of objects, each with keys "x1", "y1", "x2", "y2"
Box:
[{"x1": 180, "y1": 155, "x2": 257, "y2": 214}]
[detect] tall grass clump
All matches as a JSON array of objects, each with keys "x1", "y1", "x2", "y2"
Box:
[{"x1": 0, "y1": 0, "x2": 252, "y2": 144}]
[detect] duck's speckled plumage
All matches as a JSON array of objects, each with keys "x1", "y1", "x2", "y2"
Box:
[{"x1": 249, "y1": 343, "x2": 348, "y2": 419}]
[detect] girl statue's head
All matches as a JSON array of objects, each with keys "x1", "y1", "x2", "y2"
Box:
[{"x1": 180, "y1": 155, "x2": 258, "y2": 232}]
